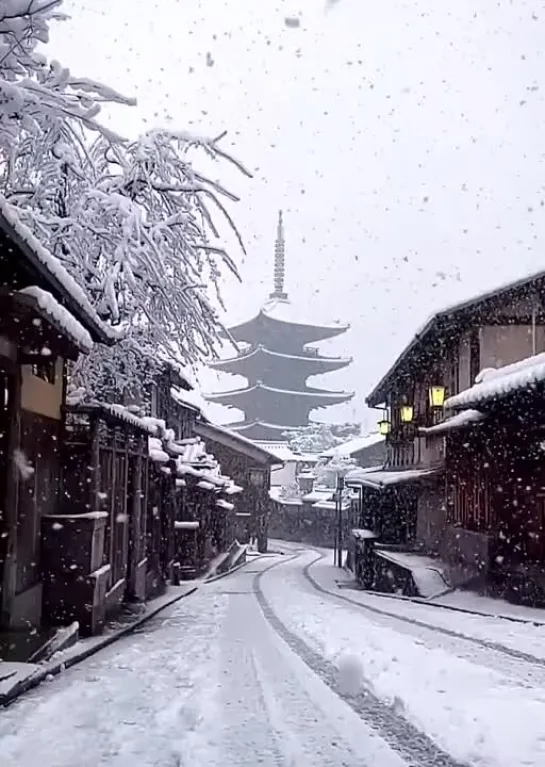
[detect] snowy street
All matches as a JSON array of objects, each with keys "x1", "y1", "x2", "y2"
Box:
[{"x1": 2, "y1": 547, "x2": 545, "y2": 767}]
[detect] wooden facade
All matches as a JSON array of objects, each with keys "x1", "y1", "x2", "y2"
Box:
[
  {"x1": 193, "y1": 420, "x2": 280, "y2": 553},
  {"x1": 0, "y1": 211, "x2": 112, "y2": 637},
  {"x1": 354, "y1": 270, "x2": 545, "y2": 602}
]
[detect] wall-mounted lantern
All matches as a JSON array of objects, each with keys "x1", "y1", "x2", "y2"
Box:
[
  {"x1": 428, "y1": 384, "x2": 446, "y2": 409},
  {"x1": 378, "y1": 417, "x2": 392, "y2": 436},
  {"x1": 400, "y1": 404, "x2": 414, "y2": 424}
]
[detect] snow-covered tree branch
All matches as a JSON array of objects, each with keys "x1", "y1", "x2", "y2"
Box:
[
  {"x1": 0, "y1": 0, "x2": 251, "y2": 402},
  {"x1": 283, "y1": 422, "x2": 362, "y2": 454}
]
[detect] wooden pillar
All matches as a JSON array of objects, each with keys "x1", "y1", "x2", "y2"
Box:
[{"x1": 1, "y1": 367, "x2": 21, "y2": 627}]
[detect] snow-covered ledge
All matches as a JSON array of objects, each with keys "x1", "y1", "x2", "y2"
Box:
[{"x1": 14, "y1": 286, "x2": 94, "y2": 354}]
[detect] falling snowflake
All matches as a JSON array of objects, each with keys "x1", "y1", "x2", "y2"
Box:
[{"x1": 13, "y1": 448, "x2": 34, "y2": 480}]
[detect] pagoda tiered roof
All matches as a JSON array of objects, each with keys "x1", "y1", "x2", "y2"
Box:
[
  {"x1": 209, "y1": 343, "x2": 352, "y2": 378},
  {"x1": 205, "y1": 381, "x2": 354, "y2": 409},
  {"x1": 205, "y1": 211, "x2": 353, "y2": 441},
  {"x1": 227, "y1": 296, "x2": 349, "y2": 347}
]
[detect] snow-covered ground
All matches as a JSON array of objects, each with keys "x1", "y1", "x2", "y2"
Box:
[{"x1": 2, "y1": 547, "x2": 545, "y2": 766}]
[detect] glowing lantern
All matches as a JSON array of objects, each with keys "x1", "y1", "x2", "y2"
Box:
[
  {"x1": 400, "y1": 404, "x2": 414, "y2": 424},
  {"x1": 428, "y1": 385, "x2": 446, "y2": 409}
]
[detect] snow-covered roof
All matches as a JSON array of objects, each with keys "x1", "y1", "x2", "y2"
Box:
[
  {"x1": 197, "y1": 480, "x2": 216, "y2": 491},
  {"x1": 345, "y1": 466, "x2": 440, "y2": 489},
  {"x1": 251, "y1": 441, "x2": 318, "y2": 464},
  {"x1": 194, "y1": 420, "x2": 282, "y2": 465},
  {"x1": 224, "y1": 483, "x2": 244, "y2": 495},
  {"x1": 445, "y1": 352, "x2": 545, "y2": 411},
  {"x1": 352, "y1": 528, "x2": 377, "y2": 540},
  {"x1": 420, "y1": 409, "x2": 485, "y2": 435},
  {"x1": 210, "y1": 343, "x2": 351, "y2": 370},
  {"x1": 18, "y1": 286, "x2": 93, "y2": 354},
  {"x1": 171, "y1": 385, "x2": 211, "y2": 419},
  {"x1": 302, "y1": 487, "x2": 334, "y2": 503},
  {"x1": 313, "y1": 499, "x2": 351, "y2": 511},
  {"x1": 0, "y1": 199, "x2": 118, "y2": 345},
  {"x1": 366, "y1": 265, "x2": 545, "y2": 408},
  {"x1": 148, "y1": 436, "x2": 170, "y2": 464},
  {"x1": 320, "y1": 432, "x2": 385, "y2": 458},
  {"x1": 204, "y1": 381, "x2": 354, "y2": 402},
  {"x1": 228, "y1": 420, "x2": 296, "y2": 437},
  {"x1": 228, "y1": 295, "x2": 349, "y2": 334},
  {"x1": 216, "y1": 499, "x2": 235, "y2": 511},
  {"x1": 93, "y1": 403, "x2": 159, "y2": 435}
]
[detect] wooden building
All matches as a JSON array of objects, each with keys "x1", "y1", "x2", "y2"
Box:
[
  {"x1": 193, "y1": 420, "x2": 282, "y2": 552},
  {"x1": 352, "y1": 268, "x2": 545, "y2": 598},
  {"x1": 0, "y1": 203, "x2": 115, "y2": 636},
  {"x1": 441, "y1": 353, "x2": 545, "y2": 605}
]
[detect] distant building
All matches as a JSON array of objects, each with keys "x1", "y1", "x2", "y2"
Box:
[
  {"x1": 206, "y1": 212, "x2": 354, "y2": 441},
  {"x1": 320, "y1": 432, "x2": 386, "y2": 469}
]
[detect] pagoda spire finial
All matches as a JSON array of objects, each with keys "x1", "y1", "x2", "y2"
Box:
[{"x1": 270, "y1": 209, "x2": 288, "y2": 299}]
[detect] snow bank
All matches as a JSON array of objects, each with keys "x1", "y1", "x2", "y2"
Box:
[{"x1": 262, "y1": 553, "x2": 545, "y2": 767}]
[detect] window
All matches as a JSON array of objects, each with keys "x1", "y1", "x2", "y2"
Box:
[
  {"x1": 469, "y1": 329, "x2": 480, "y2": 385},
  {"x1": 446, "y1": 358, "x2": 459, "y2": 397},
  {"x1": 31, "y1": 361, "x2": 56, "y2": 384}
]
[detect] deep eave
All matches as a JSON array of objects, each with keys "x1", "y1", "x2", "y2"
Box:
[
  {"x1": 194, "y1": 419, "x2": 283, "y2": 467},
  {"x1": 366, "y1": 267, "x2": 545, "y2": 407},
  {"x1": 204, "y1": 382, "x2": 354, "y2": 406},
  {"x1": 209, "y1": 344, "x2": 352, "y2": 373},
  {"x1": 227, "y1": 420, "x2": 296, "y2": 441},
  {"x1": 228, "y1": 309, "x2": 350, "y2": 345}
]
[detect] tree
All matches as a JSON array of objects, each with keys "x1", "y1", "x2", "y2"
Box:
[
  {"x1": 1, "y1": 1, "x2": 249, "y2": 401},
  {"x1": 283, "y1": 422, "x2": 361, "y2": 454},
  {"x1": 0, "y1": 1, "x2": 132, "y2": 154}
]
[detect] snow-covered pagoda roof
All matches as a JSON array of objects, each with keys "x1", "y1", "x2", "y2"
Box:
[
  {"x1": 0, "y1": 198, "x2": 117, "y2": 346},
  {"x1": 204, "y1": 381, "x2": 354, "y2": 406},
  {"x1": 367, "y1": 266, "x2": 545, "y2": 407},
  {"x1": 227, "y1": 296, "x2": 350, "y2": 346},
  {"x1": 226, "y1": 420, "x2": 296, "y2": 442},
  {"x1": 209, "y1": 343, "x2": 352, "y2": 376}
]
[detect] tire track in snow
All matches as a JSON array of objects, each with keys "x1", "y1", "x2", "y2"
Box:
[
  {"x1": 300, "y1": 551, "x2": 545, "y2": 675},
  {"x1": 253, "y1": 556, "x2": 469, "y2": 767}
]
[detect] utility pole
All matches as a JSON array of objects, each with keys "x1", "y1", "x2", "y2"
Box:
[{"x1": 335, "y1": 474, "x2": 345, "y2": 568}]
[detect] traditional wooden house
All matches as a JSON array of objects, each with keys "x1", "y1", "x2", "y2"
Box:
[
  {"x1": 193, "y1": 420, "x2": 282, "y2": 552},
  {"x1": 0, "y1": 202, "x2": 116, "y2": 642},
  {"x1": 351, "y1": 268, "x2": 545, "y2": 596},
  {"x1": 440, "y1": 352, "x2": 545, "y2": 605},
  {"x1": 45, "y1": 404, "x2": 156, "y2": 634}
]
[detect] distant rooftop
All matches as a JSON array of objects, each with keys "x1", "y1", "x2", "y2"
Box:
[{"x1": 321, "y1": 432, "x2": 385, "y2": 458}]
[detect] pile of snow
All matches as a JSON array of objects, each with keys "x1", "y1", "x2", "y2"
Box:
[
  {"x1": 446, "y1": 351, "x2": 545, "y2": 410},
  {"x1": 419, "y1": 409, "x2": 484, "y2": 435}
]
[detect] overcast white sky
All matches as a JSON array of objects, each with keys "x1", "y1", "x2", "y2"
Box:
[{"x1": 53, "y1": 0, "x2": 545, "y2": 431}]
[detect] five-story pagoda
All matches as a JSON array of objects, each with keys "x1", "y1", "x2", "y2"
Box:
[{"x1": 206, "y1": 212, "x2": 353, "y2": 441}]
